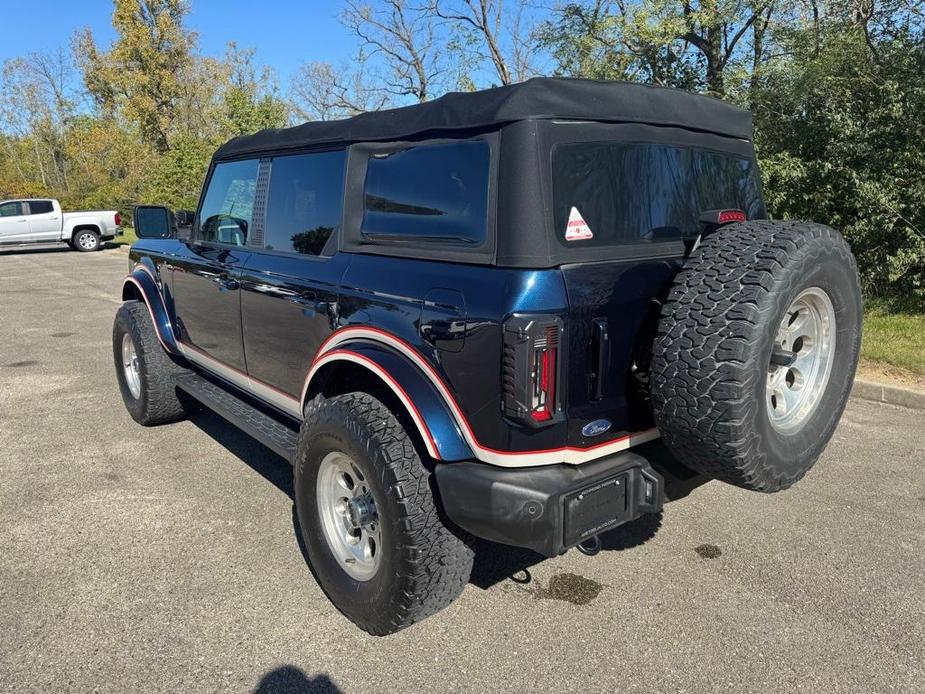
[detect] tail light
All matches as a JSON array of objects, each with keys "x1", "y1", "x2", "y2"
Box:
[
  {"x1": 502, "y1": 314, "x2": 564, "y2": 428},
  {"x1": 115, "y1": 212, "x2": 122, "y2": 226}
]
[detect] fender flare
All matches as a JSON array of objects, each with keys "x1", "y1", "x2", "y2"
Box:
[
  {"x1": 303, "y1": 341, "x2": 474, "y2": 462},
  {"x1": 122, "y1": 264, "x2": 180, "y2": 356},
  {"x1": 309, "y1": 326, "x2": 661, "y2": 467}
]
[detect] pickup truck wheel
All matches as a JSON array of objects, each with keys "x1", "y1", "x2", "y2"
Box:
[
  {"x1": 649, "y1": 220, "x2": 862, "y2": 492},
  {"x1": 113, "y1": 301, "x2": 189, "y2": 425},
  {"x1": 294, "y1": 392, "x2": 474, "y2": 635},
  {"x1": 73, "y1": 229, "x2": 100, "y2": 252}
]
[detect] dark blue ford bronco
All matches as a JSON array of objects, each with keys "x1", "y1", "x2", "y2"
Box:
[{"x1": 115, "y1": 78, "x2": 862, "y2": 634}]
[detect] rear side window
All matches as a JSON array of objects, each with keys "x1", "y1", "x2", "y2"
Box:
[
  {"x1": 552, "y1": 142, "x2": 765, "y2": 247},
  {"x1": 27, "y1": 200, "x2": 53, "y2": 214},
  {"x1": 197, "y1": 159, "x2": 259, "y2": 246},
  {"x1": 0, "y1": 202, "x2": 22, "y2": 217},
  {"x1": 265, "y1": 150, "x2": 346, "y2": 256},
  {"x1": 361, "y1": 140, "x2": 490, "y2": 245}
]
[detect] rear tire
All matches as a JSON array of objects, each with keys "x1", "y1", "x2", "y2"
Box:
[
  {"x1": 649, "y1": 220, "x2": 862, "y2": 492},
  {"x1": 294, "y1": 392, "x2": 474, "y2": 635},
  {"x1": 113, "y1": 301, "x2": 190, "y2": 425},
  {"x1": 73, "y1": 229, "x2": 100, "y2": 252}
]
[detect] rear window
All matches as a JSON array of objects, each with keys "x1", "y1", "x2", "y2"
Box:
[
  {"x1": 361, "y1": 140, "x2": 490, "y2": 246},
  {"x1": 552, "y1": 142, "x2": 765, "y2": 247},
  {"x1": 265, "y1": 150, "x2": 346, "y2": 256},
  {"x1": 27, "y1": 200, "x2": 54, "y2": 214}
]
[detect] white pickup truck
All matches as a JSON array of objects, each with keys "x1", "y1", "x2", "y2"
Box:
[{"x1": 0, "y1": 198, "x2": 122, "y2": 252}]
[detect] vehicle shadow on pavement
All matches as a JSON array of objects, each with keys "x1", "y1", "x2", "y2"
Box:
[
  {"x1": 189, "y1": 408, "x2": 294, "y2": 496},
  {"x1": 0, "y1": 246, "x2": 72, "y2": 256},
  {"x1": 188, "y1": 408, "x2": 667, "y2": 592},
  {"x1": 468, "y1": 512, "x2": 664, "y2": 589},
  {"x1": 253, "y1": 665, "x2": 341, "y2": 693}
]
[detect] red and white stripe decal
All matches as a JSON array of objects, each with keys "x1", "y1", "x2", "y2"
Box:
[
  {"x1": 123, "y1": 276, "x2": 172, "y2": 353},
  {"x1": 307, "y1": 350, "x2": 441, "y2": 460},
  {"x1": 304, "y1": 326, "x2": 660, "y2": 468}
]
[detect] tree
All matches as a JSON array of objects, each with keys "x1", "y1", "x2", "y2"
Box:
[
  {"x1": 75, "y1": 0, "x2": 194, "y2": 152},
  {"x1": 754, "y1": 18, "x2": 925, "y2": 298},
  {"x1": 432, "y1": 0, "x2": 541, "y2": 84},
  {"x1": 540, "y1": 0, "x2": 775, "y2": 95},
  {"x1": 217, "y1": 43, "x2": 288, "y2": 137},
  {"x1": 289, "y1": 57, "x2": 391, "y2": 121},
  {"x1": 341, "y1": 0, "x2": 444, "y2": 102}
]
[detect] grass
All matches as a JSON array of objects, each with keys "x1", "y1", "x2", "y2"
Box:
[
  {"x1": 862, "y1": 298, "x2": 925, "y2": 377},
  {"x1": 111, "y1": 226, "x2": 137, "y2": 247}
]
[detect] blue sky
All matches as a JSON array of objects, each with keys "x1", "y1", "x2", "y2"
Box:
[{"x1": 1, "y1": 0, "x2": 358, "y2": 84}]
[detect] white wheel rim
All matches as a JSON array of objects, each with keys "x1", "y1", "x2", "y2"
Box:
[
  {"x1": 316, "y1": 451, "x2": 381, "y2": 581},
  {"x1": 121, "y1": 332, "x2": 142, "y2": 399},
  {"x1": 78, "y1": 233, "x2": 96, "y2": 249},
  {"x1": 766, "y1": 287, "x2": 837, "y2": 432}
]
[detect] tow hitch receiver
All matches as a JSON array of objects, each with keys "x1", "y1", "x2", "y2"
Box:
[{"x1": 435, "y1": 450, "x2": 664, "y2": 557}]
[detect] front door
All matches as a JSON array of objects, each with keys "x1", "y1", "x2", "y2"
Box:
[
  {"x1": 24, "y1": 200, "x2": 60, "y2": 240},
  {"x1": 170, "y1": 158, "x2": 260, "y2": 376},
  {"x1": 0, "y1": 201, "x2": 29, "y2": 242},
  {"x1": 239, "y1": 149, "x2": 348, "y2": 416}
]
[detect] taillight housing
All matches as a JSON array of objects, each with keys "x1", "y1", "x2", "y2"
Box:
[
  {"x1": 502, "y1": 314, "x2": 564, "y2": 428},
  {"x1": 115, "y1": 212, "x2": 122, "y2": 226}
]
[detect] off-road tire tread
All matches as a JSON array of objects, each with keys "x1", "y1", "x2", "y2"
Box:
[
  {"x1": 114, "y1": 301, "x2": 189, "y2": 425},
  {"x1": 650, "y1": 220, "x2": 859, "y2": 492},
  {"x1": 299, "y1": 392, "x2": 474, "y2": 635}
]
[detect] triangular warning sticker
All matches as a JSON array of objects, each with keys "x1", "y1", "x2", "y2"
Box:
[{"x1": 565, "y1": 206, "x2": 593, "y2": 241}]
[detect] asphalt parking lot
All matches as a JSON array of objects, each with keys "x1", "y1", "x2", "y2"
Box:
[{"x1": 1, "y1": 247, "x2": 923, "y2": 693}]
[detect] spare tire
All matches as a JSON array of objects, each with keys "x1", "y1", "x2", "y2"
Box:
[{"x1": 649, "y1": 220, "x2": 862, "y2": 492}]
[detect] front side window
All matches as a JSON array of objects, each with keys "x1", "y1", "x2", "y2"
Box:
[
  {"x1": 552, "y1": 142, "x2": 765, "y2": 248},
  {"x1": 27, "y1": 200, "x2": 54, "y2": 215},
  {"x1": 0, "y1": 202, "x2": 23, "y2": 217},
  {"x1": 361, "y1": 140, "x2": 490, "y2": 245},
  {"x1": 265, "y1": 150, "x2": 346, "y2": 256},
  {"x1": 197, "y1": 159, "x2": 259, "y2": 246}
]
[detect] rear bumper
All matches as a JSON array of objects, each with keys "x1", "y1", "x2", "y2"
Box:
[{"x1": 434, "y1": 441, "x2": 706, "y2": 557}]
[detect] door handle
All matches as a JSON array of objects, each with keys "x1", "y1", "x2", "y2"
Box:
[
  {"x1": 288, "y1": 295, "x2": 329, "y2": 315},
  {"x1": 16, "y1": 218, "x2": 27, "y2": 223},
  {"x1": 211, "y1": 275, "x2": 239, "y2": 292}
]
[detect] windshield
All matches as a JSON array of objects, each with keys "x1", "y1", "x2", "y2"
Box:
[{"x1": 552, "y1": 141, "x2": 765, "y2": 248}]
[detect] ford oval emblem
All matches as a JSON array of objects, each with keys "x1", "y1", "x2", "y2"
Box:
[{"x1": 582, "y1": 419, "x2": 612, "y2": 437}]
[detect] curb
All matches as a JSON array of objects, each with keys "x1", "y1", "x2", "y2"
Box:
[{"x1": 851, "y1": 379, "x2": 925, "y2": 411}]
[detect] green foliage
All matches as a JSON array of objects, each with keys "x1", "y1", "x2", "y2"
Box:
[
  {"x1": 755, "y1": 27, "x2": 925, "y2": 300},
  {"x1": 75, "y1": 0, "x2": 193, "y2": 152},
  {"x1": 145, "y1": 133, "x2": 212, "y2": 209}
]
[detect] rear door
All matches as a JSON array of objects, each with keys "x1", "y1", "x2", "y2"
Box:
[
  {"x1": 239, "y1": 149, "x2": 348, "y2": 412},
  {"x1": 0, "y1": 201, "x2": 29, "y2": 242},
  {"x1": 171, "y1": 158, "x2": 259, "y2": 375},
  {"x1": 24, "y1": 200, "x2": 60, "y2": 240},
  {"x1": 550, "y1": 136, "x2": 766, "y2": 438}
]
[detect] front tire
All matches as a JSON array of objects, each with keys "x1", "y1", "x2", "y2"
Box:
[
  {"x1": 294, "y1": 392, "x2": 474, "y2": 635},
  {"x1": 113, "y1": 301, "x2": 190, "y2": 425}
]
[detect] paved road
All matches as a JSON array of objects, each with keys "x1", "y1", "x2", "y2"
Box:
[{"x1": 1, "y1": 248, "x2": 923, "y2": 694}]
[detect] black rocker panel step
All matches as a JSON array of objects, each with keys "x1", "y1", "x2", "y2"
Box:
[{"x1": 175, "y1": 372, "x2": 299, "y2": 463}]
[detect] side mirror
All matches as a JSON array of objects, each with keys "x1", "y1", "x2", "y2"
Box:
[{"x1": 133, "y1": 205, "x2": 175, "y2": 239}]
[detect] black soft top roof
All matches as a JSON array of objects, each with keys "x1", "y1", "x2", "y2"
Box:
[{"x1": 215, "y1": 77, "x2": 752, "y2": 159}]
